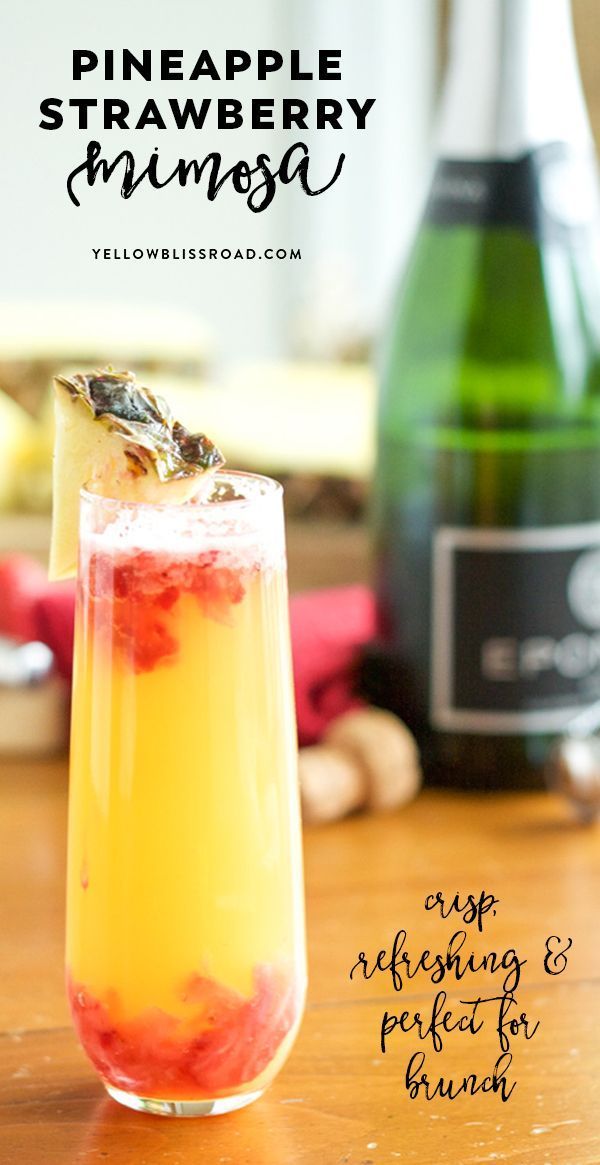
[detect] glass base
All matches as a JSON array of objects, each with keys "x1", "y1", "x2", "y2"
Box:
[{"x1": 106, "y1": 1083, "x2": 264, "y2": 1117}]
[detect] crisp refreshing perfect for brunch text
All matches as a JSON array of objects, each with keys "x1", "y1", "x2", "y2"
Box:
[
  {"x1": 39, "y1": 49, "x2": 376, "y2": 210},
  {"x1": 349, "y1": 891, "x2": 573, "y2": 1102}
]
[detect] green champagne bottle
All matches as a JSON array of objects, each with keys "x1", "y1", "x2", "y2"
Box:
[{"x1": 367, "y1": 0, "x2": 600, "y2": 788}]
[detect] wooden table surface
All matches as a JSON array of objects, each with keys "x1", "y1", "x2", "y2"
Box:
[{"x1": 1, "y1": 758, "x2": 600, "y2": 1165}]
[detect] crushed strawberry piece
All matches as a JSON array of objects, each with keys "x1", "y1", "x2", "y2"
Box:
[
  {"x1": 67, "y1": 965, "x2": 299, "y2": 1099},
  {"x1": 83, "y1": 548, "x2": 249, "y2": 673}
]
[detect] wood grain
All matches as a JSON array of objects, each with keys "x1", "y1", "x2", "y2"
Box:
[{"x1": 1, "y1": 759, "x2": 600, "y2": 1162}]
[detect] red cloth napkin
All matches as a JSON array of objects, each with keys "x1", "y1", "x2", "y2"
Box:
[
  {"x1": 289, "y1": 585, "x2": 375, "y2": 745},
  {"x1": 30, "y1": 577, "x2": 375, "y2": 745},
  {"x1": 35, "y1": 583, "x2": 77, "y2": 680}
]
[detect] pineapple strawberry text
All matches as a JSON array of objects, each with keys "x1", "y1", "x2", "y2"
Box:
[
  {"x1": 39, "y1": 49, "x2": 376, "y2": 210},
  {"x1": 349, "y1": 891, "x2": 573, "y2": 1102}
]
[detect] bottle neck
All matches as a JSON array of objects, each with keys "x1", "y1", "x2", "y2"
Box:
[{"x1": 436, "y1": 0, "x2": 592, "y2": 160}]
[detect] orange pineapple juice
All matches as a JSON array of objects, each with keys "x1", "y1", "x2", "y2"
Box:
[{"x1": 66, "y1": 474, "x2": 306, "y2": 1111}]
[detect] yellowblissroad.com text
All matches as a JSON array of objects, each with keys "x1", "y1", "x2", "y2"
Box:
[{"x1": 92, "y1": 246, "x2": 302, "y2": 261}]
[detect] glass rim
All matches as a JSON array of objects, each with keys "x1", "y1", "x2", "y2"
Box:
[{"x1": 79, "y1": 469, "x2": 283, "y2": 514}]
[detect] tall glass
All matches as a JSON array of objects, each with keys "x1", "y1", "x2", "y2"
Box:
[{"x1": 66, "y1": 472, "x2": 306, "y2": 1117}]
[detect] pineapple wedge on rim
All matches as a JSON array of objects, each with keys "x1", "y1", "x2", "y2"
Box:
[{"x1": 49, "y1": 368, "x2": 224, "y2": 580}]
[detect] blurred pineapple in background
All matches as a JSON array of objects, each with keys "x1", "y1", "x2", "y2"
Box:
[
  {"x1": 0, "y1": 390, "x2": 37, "y2": 510},
  {"x1": 9, "y1": 386, "x2": 55, "y2": 513}
]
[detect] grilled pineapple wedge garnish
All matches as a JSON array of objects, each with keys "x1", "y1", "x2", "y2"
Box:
[{"x1": 49, "y1": 368, "x2": 224, "y2": 580}]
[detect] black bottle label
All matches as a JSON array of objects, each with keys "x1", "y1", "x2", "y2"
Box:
[
  {"x1": 425, "y1": 144, "x2": 600, "y2": 240},
  {"x1": 431, "y1": 523, "x2": 600, "y2": 734}
]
